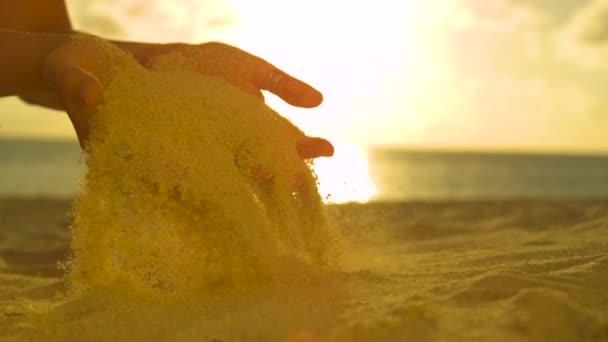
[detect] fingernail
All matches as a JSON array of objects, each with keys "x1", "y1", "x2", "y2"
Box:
[
  {"x1": 80, "y1": 82, "x2": 102, "y2": 108},
  {"x1": 80, "y1": 86, "x2": 90, "y2": 105}
]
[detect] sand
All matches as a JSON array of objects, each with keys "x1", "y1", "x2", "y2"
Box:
[
  {"x1": 64, "y1": 36, "x2": 338, "y2": 297},
  {"x1": 1, "y1": 197, "x2": 607, "y2": 341}
]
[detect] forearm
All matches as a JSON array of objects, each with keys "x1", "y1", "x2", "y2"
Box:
[{"x1": 0, "y1": 30, "x2": 65, "y2": 96}]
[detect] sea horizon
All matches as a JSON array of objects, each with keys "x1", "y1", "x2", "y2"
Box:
[
  {"x1": 3, "y1": 136, "x2": 608, "y2": 157},
  {"x1": 3, "y1": 137, "x2": 608, "y2": 201}
]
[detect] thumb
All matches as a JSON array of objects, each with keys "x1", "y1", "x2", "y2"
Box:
[
  {"x1": 42, "y1": 63, "x2": 104, "y2": 147},
  {"x1": 42, "y1": 63, "x2": 104, "y2": 111}
]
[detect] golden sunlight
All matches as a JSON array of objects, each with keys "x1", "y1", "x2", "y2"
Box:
[
  {"x1": 228, "y1": 0, "x2": 418, "y2": 135},
  {"x1": 312, "y1": 142, "x2": 377, "y2": 203},
  {"x1": 227, "y1": 0, "x2": 421, "y2": 202}
]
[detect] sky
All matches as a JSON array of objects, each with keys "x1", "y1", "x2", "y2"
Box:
[{"x1": 1, "y1": 0, "x2": 608, "y2": 153}]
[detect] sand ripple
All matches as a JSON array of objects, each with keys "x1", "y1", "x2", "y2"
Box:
[{"x1": 2, "y1": 199, "x2": 608, "y2": 341}]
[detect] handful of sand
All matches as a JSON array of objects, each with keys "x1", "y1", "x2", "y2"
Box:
[{"x1": 66, "y1": 36, "x2": 339, "y2": 295}]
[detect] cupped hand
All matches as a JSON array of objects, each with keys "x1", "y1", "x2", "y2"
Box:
[
  {"x1": 33, "y1": 36, "x2": 334, "y2": 158},
  {"x1": 137, "y1": 42, "x2": 334, "y2": 158}
]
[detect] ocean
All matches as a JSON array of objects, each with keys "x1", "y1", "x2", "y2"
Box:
[
  {"x1": 0, "y1": 138, "x2": 84, "y2": 197},
  {"x1": 2, "y1": 138, "x2": 608, "y2": 200}
]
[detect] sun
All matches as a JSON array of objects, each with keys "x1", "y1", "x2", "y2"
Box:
[
  {"x1": 225, "y1": 1, "x2": 419, "y2": 202},
  {"x1": 227, "y1": 0, "x2": 416, "y2": 128},
  {"x1": 225, "y1": 1, "x2": 453, "y2": 202},
  {"x1": 311, "y1": 142, "x2": 377, "y2": 203}
]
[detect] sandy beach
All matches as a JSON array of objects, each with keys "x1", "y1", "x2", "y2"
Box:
[{"x1": 1, "y1": 197, "x2": 607, "y2": 341}]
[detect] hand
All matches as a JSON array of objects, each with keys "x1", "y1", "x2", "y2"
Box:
[
  {"x1": 140, "y1": 42, "x2": 333, "y2": 158},
  {"x1": 39, "y1": 35, "x2": 113, "y2": 147},
  {"x1": 34, "y1": 36, "x2": 335, "y2": 158},
  {"x1": 37, "y1": 35, "x2": 111, "y2": 147}
]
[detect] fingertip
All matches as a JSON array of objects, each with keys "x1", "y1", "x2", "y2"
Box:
[
  {"x1": 44, "y1": 64, "x2": 103, "y2": 110},
  {"x1": 80, "y1": 77, "x2": 104, "y2": 108},
  {"x1": 301, "y1": 86, "x2": 323, "y2": 108},
  {"x1": 320, "y1": 138, "x2": 334, "y2": 157},
  {"x1": 297, "y1": 137, "x2": 334, "y2": 159},
  {"x1": 281, "y1": 78, "x2": 323, "y2": 108}
]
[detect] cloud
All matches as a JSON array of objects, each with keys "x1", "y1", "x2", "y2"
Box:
[
  {"x1": 556, "y1": 0, "x2": 608, "y2": 69},
  {"x1": 56, "y1": 0, "x2": 607, "y2": 150},
  {"x1": 453, "y1": 0, "x2": 548, "y2": 32},
  {"x1": 68, "y1": 0, "x2": 125, "y2": 39},
  {"x1": 564, "y1": 0, "x2": 608, "y2": 44},
  {"x1": 397, "y1": 0, "x2": 608, "y2": 149},
  {"x1": 67, "y1": 0, "x2": 238, "y2": 42},
  {"x1": 439, "y1": 0, "x2": 550, "y2": 78}
]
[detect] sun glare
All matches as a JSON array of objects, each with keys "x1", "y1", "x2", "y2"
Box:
[
  {"x1": 228, "y1": 0, "x2": 417, "y2": 138},
  {"x1": 312, "y1": 142, "x2": 377, "y2": 203},
  {"x1": 226, "y1": 1, "x2": 419, "y2": 202}
]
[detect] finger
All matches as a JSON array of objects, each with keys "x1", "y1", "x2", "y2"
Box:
[
  {"x1": 296, "y1": 137, "x2": 334, "y2": 159},
  {"x1": 254, "y1": 67, "x2": 323, "y2": 108},
  {"x1": 230, "y1": 46, "x2": 322, "y2": 108},
  {"x1": 79, "y1": 74, "x2": 104, "y2": 108},
  {"x1": 43, "y1": 64, "x2": 103, "y2": 147},
  {"x1": 152, "y1": 42, "x2": 322, "y2": 107}
]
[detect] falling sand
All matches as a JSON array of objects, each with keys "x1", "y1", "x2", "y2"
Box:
[
  {"x1": 68, "y1": 36, "x2": 340, "y2": 297},
  {"x1": 2, "y1": 36, "x2": 608, "y2": 342}
]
